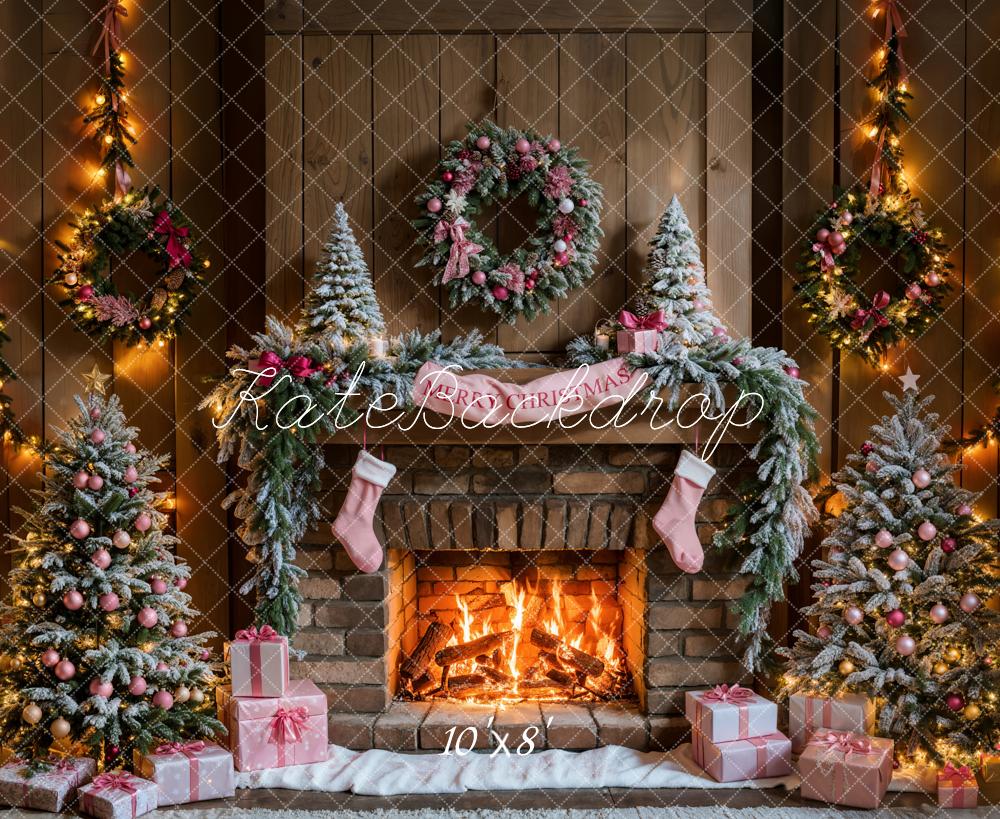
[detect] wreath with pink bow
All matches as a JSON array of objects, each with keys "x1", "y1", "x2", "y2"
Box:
[
  {"x1": 414, "y1": 121, "x2": 602, "y2": 324},
  {"x1": 54, "y1": 186, "x2": 205, "y2": 346}
]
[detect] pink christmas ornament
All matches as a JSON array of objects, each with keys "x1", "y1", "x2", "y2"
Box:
[
  {"x1": 491, "y1": 285, "x2": 509, "y2": 301},
  {"x1": 170, "y1": 620, "x2": 188, "y2": 638},
  {"x1": 89, "y1": 406, "x2": 101, "y2": 420},
  {"x1": 41, "y1": 649, "x2": 60, "y2": 668},
  {"x1": 525, "y1": 279, "x2": 535, "y2": 291},
  {"x1": 124, "y1": 442, "x2": 137, "y2": 454},
  {"x1": 841, "y1": 211, "x2": 854, "y2": 225},
  {"x1": 815, "y1": 228, "x2": 830, "y2": 243},
  {"x1": 785, "y1": 365, "x2": 800, "y2": 379},
  {"x1": 123, "y1": 466, "x2": 138, "y2": 484},
  {"x1": 959, "y1": 592, "x2": 981, "y2": 613},
  {"x1": 514, "y1": 137, "x2": 531, "y2": 154},
  {"x1": 470, "y1": 270, "x2": 487, "y2": 285},
  {"x1": 917, "y1": 521, "x2": 937, "y2": 541},
  {"x1": 693, "y1": 300, "x2": 705, "y2": 310},
  {"x1": 547, "y1": 138, "x2": 561, "y2": 152},
  {"x1": 54, "y1": 660, "x2": 76, "y2": 681},
  {"x1": 886, "y1": 609, "x2": 905, "y2": 628},
  {"x1": 99, "y1": 592, "x2": 120, "y2": 612},
  {"x1": 817, "y1": 625, "x2": 832, "y2": 639},
  {"x1": 895, "y1": 634, "x2": 916, "y2": 656},
  {"x1": 150, "y1": 578, "x2": 167, "y2": 595},
  {"x1": 554, "y1": 251, "x2": 569, "y2": 266},
  {"x1": 128, "y1": 676, "x2": 147, "y2": 695},
  {"x1": 924, "y1": 271, "x2": 941, "y2": 287},
  {"x1": 888, "y1": 548, "x2": 910, "y2": 571},
  {"x1": 861, "y1": 441, "x2": 874, "y2": 454},
  {"x1": 90, "y1": 429, "x2": 105, "y2": 445},
  {"x1": 830, "y1": 231, "x2": 844, "y2": 246},
  {"x1": 87, "y1": 474, "x2": 104, "y2": 491},
  {"x1": 905, "y1": 283, "x2": 922, "y2": 300},
  {"x1": 69, "y1": 519, "x2": 90, "y2": 539},
  {"x1": 89, "y1": 679, "x2": 113, "y2": 698},
  {"x1": 929, "y1": 603, "x2": 950, "y2": 624},
  {"x1": 946, "y1": 693, "x2": 965, "y2": 711},
  {"x1": 200, "y1": 649, "x2": 211, "y2": 661},
  {"x1": 156, "y1": 661, "x2": 168, "y2": 671},
  {"x1": 941, "y1": 537, "x2": 956, "y2": 553},
  {"x1": 441, "y1": 171, "x2": 454, "y2": 183},
  {"x1": 866, "y1": 460, "x2": 878, "y2": 474},
  {"x1": 475, "y1": 135, "x2": 491, "y2": 150},
  {"x1": 73, "y1": 470, "x2": 89, "y2": 489},
  {"x1": 175, "y1": 577, "x2": 188, "y2": 590},
  {"x1": 78, "y1": 285, "x2": 94, "y2": 300},
  {"x1": 137, "y1": 607, "x2": 158, "y2": 628},
  {"x1": 91, "y1": 549, "x2": 111, "y2": 570},
  {"x1": 134, "y1": 513, "x2": 152, "y2": 532},
  {"x1": 426, "y1": 197, "x2": 442, "y2": 214},
  {"x1": 843, "y1": 606, "x2": 864, "y2": 626},
  {"x1": 152, "y1": 690, "x2": 174, "y2": 710},
  {"x1": 712, "y1": 327, "x2": 728, "y2": 338},
  {"x1": 875, "y1": 529, "x2": 894, "y2": 549},
  {"x1": 138, "y1": 316, "x2": 152, "y2": 330},
  {"x1": 62, "y1": 590, "x2": 83, "y2": 611},
  {"x1": 112, "y1": 530, "x2": 131, "y2": 549},
  {"x1": 956, "y1": 503, "x2": 972, "y2": 516},
  {"x1": 912, "y1": 468, "x2": 931, "y2": 488}
]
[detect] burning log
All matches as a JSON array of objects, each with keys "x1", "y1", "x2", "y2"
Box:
[
  {"x1": 583, "y1": 671, "x2": 618, "y2": 699},
  {"x1": 544, "y1": 667, "x2": 577, "y2": 687},
  {"x1": 435, "y1": 631, "x2": 511, "y2": 667},
  {"x1": 518, "y1": 678, "x2": 573, "y2": 697},
  {"x1": 537, "y1": 650, "x2": 563, "y2": 672},
  {"x1": 477, "y1": 664, "x2": 514, "y2": 685},
  {"x1": 445, "y1": 673, "x2": 489, "y2": 698},
  {"x1": 465, "y1": 593, "x2": 507, "y2": 611},
  {"x1": 529, "y1": 628, "x2": 605, "y2": 678},
  {"x1": 400, "y1": 621, "x2": 454, "y2": 680},
  {"x1": 409, "y1": 672, "x2": 436, "y2": 696}
]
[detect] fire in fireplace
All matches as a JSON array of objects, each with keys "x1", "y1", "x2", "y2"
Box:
[{"x1": 394, "y1": 550, "x2": 642, "y2": 704}]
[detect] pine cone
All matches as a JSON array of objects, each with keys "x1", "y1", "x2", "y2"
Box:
[
  {"x1": 150, "y1": 289, "x2": 168, "y2": 311},
  {"x1": 164, "y1": 268, "x2": 186, "y2": 290}
]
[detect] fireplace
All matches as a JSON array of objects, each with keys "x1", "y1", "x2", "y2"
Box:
[{"x1": 389, "y1": 548, "x2": 645, "y2": 705}]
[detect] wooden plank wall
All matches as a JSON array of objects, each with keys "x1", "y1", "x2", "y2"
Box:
[
  {"x1": 262, "y1": 18, "x2": 755, "y2": 354},
  {"x1": 0, "y1": 2, "x2": 230, "y2": 640}
]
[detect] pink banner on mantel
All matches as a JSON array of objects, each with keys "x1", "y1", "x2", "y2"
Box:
[{"x1": 412, "y1": 358, "x2": 648, "y2": 427}]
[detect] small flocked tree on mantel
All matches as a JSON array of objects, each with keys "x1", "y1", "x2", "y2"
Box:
[
  {"x1": 782, "y1": 389, "x2": 1000, "y2": 766},
  {"x1": 0, "y1": 372, "x2": 221, "y2": 762}
]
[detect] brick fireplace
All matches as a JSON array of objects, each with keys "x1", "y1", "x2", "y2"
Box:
[{"x1": 291, "y1": 442, "x2": 753, "y2": 752}]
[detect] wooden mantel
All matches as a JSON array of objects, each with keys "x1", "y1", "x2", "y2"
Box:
[{"x1": 323, "y1": 370, "x2": 762, "y2": 446}]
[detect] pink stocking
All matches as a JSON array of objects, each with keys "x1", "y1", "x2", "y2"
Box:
[
  {"x1": 652, "y1": 450, "x2": 715, "y2": 574},
  {"x1": 332, "y1": 450, "x2": 396, "y2": 573}
]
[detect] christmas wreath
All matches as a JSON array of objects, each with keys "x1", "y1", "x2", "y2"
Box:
[
  {"x1": 55, "y1": 187, "x2": 205, "y2": 346},
  {"x1": 796, "y1": 189, "x2": 951, "y2": 365},
  {"x1": 414, "y1": 121, "x2": 602, "y2": 324}
]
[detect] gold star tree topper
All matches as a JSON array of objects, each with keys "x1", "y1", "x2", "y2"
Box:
[{"x1": 82, "y1": 364, "x2": 111, "y2": 396}]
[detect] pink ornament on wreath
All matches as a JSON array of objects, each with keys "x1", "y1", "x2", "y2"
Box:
[
  {"x1": 843, "y1": 606, "x2": 864, "y2": 626},
  {"x1": 471, "y1": 271, "x2": 487, "y2": 285},
  {"x1": 99, "y1": 592, "x2": 120, "y2": 612},
  {"x1": 87, "y1": 474, "x2": 104, "y2": 491},
  {"x1": 886, "y1": 609, "x2": 905, "y2": 628},
  {"x1": 63, "y1": 590, "x2": 83, "y2": 611},
  {"x1": 905, "y1": 283, "x2": 922, "y2": 301},
  {"x1": 91, "y1": 549, "x2": 111, "y2": 570},
  {"x1": 924, "y1": 271, "x2": 941, "y2": 287},
  {"x1": 817, "y1": 625, "x2": 832, "y2": 639},
  {"x1": 492, "y1": 285, "x2": 509, "y2": 302},
  {"x1": 875, "y1": 529, "x2": 894, "y2": 549},
  {"x1": 888, "y1": 548, "x2": 910, "y2": 571},
  {"x1": 90, "y1": 429, "x2": 105, "y2": 445},
  {"x1": 150, "y1": 578, "x2": 167, "y2": 595},
  {"x1": 426, "y1": 197, "x2": 442, "y2": 214},
  {"x1": 441, "y1": 171, "x2": 454, "y2": 183},
  {"x1": 866, "y1": 460, "x2": 878, "y2": 474},
  {"x1": 174, "y1": 577, "x2": 188, "y2": 590},
  {"x1": 712, "y1": 327, "x2": 728, "y2": 339},
  {"x1": 55, "y1": 660, "x2": 76, "y2": 681},
  {"x1": 785, "y1": 365, "x2": 800, "y2": 379},
  {"x1": 90, "y1": 406, "x2": 101, "y2": 420},
  {"x1": 152, "y1": 690, "x2": 174, "y2": 710},
  {"x1": 124, "y1": 442, "x2": 137, "y2": 454},
  {"x1": 579, "y1": 198, "x2": 589, "y2": 207},
  {"x1": 917, "y1": 521, "x2": 937, "y2": 541},
  {"x1": 912, "y1": 468, "x2": 931, "y2": 488},
  {"x1": 929, "y1": 604, "x2": 949, "y2": 624},
  {"x1": 816, "y1": 228, "x2": 830, "y2": 243},
  {"x1": 134, "y1": 513, "x2": 152, "y2": 532},
  {"x1": 129, "y1": 676, "x2": 147, "y2": 695},
  {"x1": 73, "y1": 470, "x2": 89, "y2": 489},
  {"x1": 138, "y1": 316, "x2": 152, "y2": 330},
  {"x1": 959, "y1": 592, "x2": 981, "y2": 613},
  {"x1": 124, "y1": 466, "x2": 138, "y2": 484},
  {"x1": 841, "y1": 211, "x2": 854, "y2": 225},
  {"x1": 170, "y1": 620, "x2": 188, "y2": 638},
  {"x1": 515, "y1": 137, "x2": 531, "y2": 154},
  {"x1": 475, "y1": 135, "x2": 491, "y2": 150},
  {"x1": 547, "y1": 138, "x2": 561, "y2": 152},
  {"x1": 70, "y1": 519, "x2": 90, "y2": 539},
  {"x1": 956, "y1": 503, "x2": 972, "y2": 516},
  {"x1": 89, "y1": 679, "x2": 113, "y2": 698},
  {"x1": 200, "y1": 649, "x2": 211, "y2": 661},
  {"x1": 42, "y1": 649, "x2": 60, "y2": 668},
  {"x1": 112, "y1": 530, "x2": 131, "y2": 549},
  {"x1": 137, "y1": 607, "x2": 158, "y2": 628},
  {"x1": 156, "y1": 661, "x2": 168, "y2": 671},
  {"x1": 895, "y1": 634, "x2": 916, "y2": 656},
  {"x1": 78, "y1": 285, "x2": 94, "y2": 300}
]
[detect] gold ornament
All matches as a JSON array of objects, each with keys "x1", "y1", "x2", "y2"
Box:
[
  {"x1": 839, "y1": 658, "x2": 856, "y2": 675},
  {"x1": 174, "y1": 685, "x2": 191, "y2": 704},
  {"x1": 8, "y1": 657, "x2": 21, "y2": 672},
  {"x1": 50, "y1": 716, "x2": 71, "y2": 739},
  {"x1": 21, "y1": 703, "x2": 42, "y2": 725},
  {"x1": 82, "y1": 365, "x2": 111, "y2": 396},
  {"x1": 945, "y1": 647, "x2": 961, "y2": 663},
  {"x1": 31, "y1": 592, "x2": 46, "y2": 608},
  {"x1": 963, "y1": 703, "x2": 981, "y2": 720},
  {"x1": 190, "y1": 687, "x2": 205, "y2": 705},
  {"x1": 933, "y1": 661, "x2": 949, "y2": 675},
  {"x1": 0, "y1": 656, "x2": 8, "y2": 672}
]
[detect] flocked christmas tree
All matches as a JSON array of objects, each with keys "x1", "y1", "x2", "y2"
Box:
[
  {"x1": 0, "y1": 374, "x2": 221, "y2": 762},
  {"x1": 640, "y1": 195, "x2": 724, "y2": 346},
  {"x1": 298, "y1": 202, "x2": 385, "y2": 343},
  {"x1": 782, "y1": 390, "x2": 1000, "y2": 765}
]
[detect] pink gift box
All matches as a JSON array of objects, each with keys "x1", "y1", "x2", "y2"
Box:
[
  {"x1": 225, "y1": 678, "x2": 329, "y2": 771},
  {"x1": 230, "y1": 624, "x2": 290, "y2": 697},
  {"x1": 691, "y1": 729, "x2": 793, "y2": 782},
  {"x1": 616, "y1": 329, "x2": 659, "y2": 354},
  {"x1": 78, "y1": 772, "x2": 158, "y2": 819},
  {"x1": 798, "y1": 730, "x2": 893, "y2": 809},
  {"x1": 788, "y1": 692, "x2": 875, "y2": 752},
  {"x1": 937, "y1": 763, "x2": 978, "y2": 808},
  {"x1": 684, "y1": 684, "x2": 777, "y2": 743},
  {"x1": 0, "y1": 756, "x2": 96, "y2": 811},
  {"x1": 135, "y1": 740, "x2": 235, "y2": 805}
]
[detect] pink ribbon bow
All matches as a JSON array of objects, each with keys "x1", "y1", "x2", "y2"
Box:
[
  {"x1": 813, "y1": 241, "x2": 837, "y2": 272},
  {"x1": 270, "y1": 706, "x2": 308, "y2": 746},
  {"x1": 874, "y1": 0, "x2": 908, "y2": 78},
  {"x1": 152, "y1": 211, "x2": 192, "y2": 270},
  {"x1": 850, "y1": 290, "x2": 891, "y2": 331},
  {"x1": 618, "y1": 309, "x2": 669, "y2": 332},
  {"x1": 433, "y1": 218, "x2": 484, "y2": 284},
  {"x1": 810, "y1": 731, "x2": 873, "y2": 757},
  {"x1": 701, "y1": 683, "x2": 754, "y2": 704},
  {"x1": 249, "y1": 352, "x2": 320, "y2": 387},
  {"x1": 92, "y1": 772, "x2": 138, "y2": 793},
  {"x1": 235, "y1": 624, "x2": 281, "y2": 642},
  {"x1": 154, "y1": 740, "x2": 206, "y2": 756},
  {"x1": 91, "y1": 0, "x2": 127, "y2": 76},
  {"x1": 941, "y1": 762, "x2": 974, "y2": 785}
]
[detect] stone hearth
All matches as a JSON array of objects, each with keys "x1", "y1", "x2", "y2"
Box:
[{"x1": 291, "y1": 443, "x2": 753, "y2": 751}]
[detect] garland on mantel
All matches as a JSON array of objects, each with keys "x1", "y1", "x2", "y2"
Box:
[{"x1": 567, "y1": 334, "x2": 819, "y2": 671}]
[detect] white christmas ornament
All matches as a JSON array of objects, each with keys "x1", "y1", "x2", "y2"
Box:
[{"x1": 557, "y1": 198, "x2": 575, "y2": 214}]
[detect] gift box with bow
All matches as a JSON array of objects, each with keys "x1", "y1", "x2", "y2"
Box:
[
  {"x1": 979, "y1": 751, "x2": 1000, "y2": 803},
  {"x1": 229, "y1": 624, "x2": 290, "y2": 698},
  {"x1": 0, "y1": 756, "x2": 96, "y2": 812},
  {"x1": 616, "y1": 310, "x2": 666, "y2": 354},
  {"x1": 937, "y1": 762, "x2": 978, "y2": 809},
  {"x1": 135, "y1": 740, "x2": 234, "y2": 805},
  {"x1": 798, "y1": 730, "x2": 893, "y2": 809},
  {"x1": 78, "y1": 771, "x2": 157, "y2": 819},
  {"x1": 788, "y1": 691, "x2": 875, "y2": 752},
  {"x1": 691, "y1": 729, "x2": 793, "y2": 782},
  {"x1": 224, "y1": 678, "x2": 329, "y2": 771},
  {"x1": 684, "y1": 684, "x2": 777, "y2": 743}
]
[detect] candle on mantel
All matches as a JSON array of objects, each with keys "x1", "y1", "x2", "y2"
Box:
[{"x1": 595, "y1": 332, "x2": 610, "y2": 352}]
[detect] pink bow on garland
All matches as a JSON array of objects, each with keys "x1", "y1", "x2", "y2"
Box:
[
  {"x1": 940, "y1": 762, "x2": 975, "y2": 785},
  {"x1": 873, "y1": 0, "x2": 908, "y2": 79},
  {"x1": 250, "y1": 352, "x2": 321, "y2": 387},
  {"x1": 91, "y1": 772, "x2": 139, "y2": 793},
  {"x1": 153, "y1": 740, "x2": 206, "y2": 757},
  {"x1": 701, "y1": 683, "x2": 754, "y2": 704},
  {"x1": 91, "y1": 0, "x2": 127, "y2": 77},
  {"x1": 234, "y1": 624, "x2": 281, "y2": 642},
  {"x1": 433, "y1": 218, "x2": 484, "y2": 284},
  {"x1": 618, "y1": 309, "x2": 668, "y2": 332},
  {"x1": 850, "y1": 291, "x2": 891, "y2": 331},
  {"x1": 809, "y1": 731, "x2": 873, "y2": 757},
  {"x1": 152, "y1": 211, "x2": 192, "y2": 270},
  {"x1": 269, "y1": 706, "x2": 308, "y2": 746}
]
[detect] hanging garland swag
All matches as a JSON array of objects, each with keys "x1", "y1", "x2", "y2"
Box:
[{"x1": 414, "y1": 121, "x2": 603, "y2": 324}]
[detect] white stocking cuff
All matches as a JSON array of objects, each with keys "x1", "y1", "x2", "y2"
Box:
[
  {"x1": 676, "y1": 449, "x2": 715, "y2": 488},
  {"x1": 354, "y1": 450, "x2": 397, "y2": 488}
]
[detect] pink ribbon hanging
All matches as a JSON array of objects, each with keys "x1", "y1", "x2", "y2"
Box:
[
  {"x1": 874, "y1": 0, "x2": 908, "y2": 80},
  {"x1": 90, "y1": 0, "x2": 127, "y2": 77},
  {"x1": 433, "y1": 218, "x2": 484, "y2": 284},
  {"x1": 869, "y1": 126, "x2": 888, "y2": 200},
  {"x1": 850, "y1": 291, "x2": 891, "y2": 331},
  {"x1": 618, "y1": 309, "x2": 669, "y2": 331},
  {"x1": 152, "y1": 210, "x2": 193, "y2": 269},
  {"x1": 269, "y1": 706, "x2": 309, "y2": 766}
]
